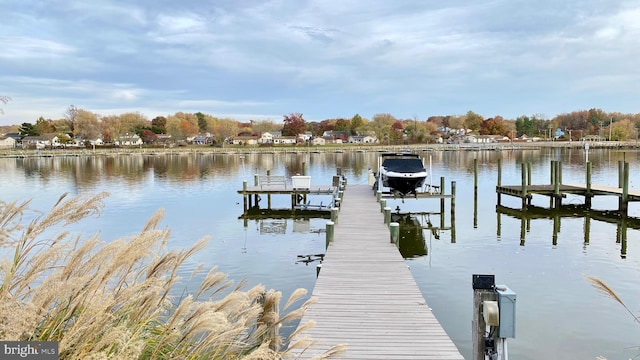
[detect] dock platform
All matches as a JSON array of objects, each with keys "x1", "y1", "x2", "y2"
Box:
[{"x1": 290, "y1": 184, "x2": 463, "y2": 359}]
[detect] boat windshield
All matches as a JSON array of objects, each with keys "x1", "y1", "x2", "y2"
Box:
[{"x1": 382, "y1": 158, "x2": 425, "y2": 173}]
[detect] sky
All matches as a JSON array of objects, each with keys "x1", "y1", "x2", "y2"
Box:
[{"x1": 1, "y1": 0, "x2": 639, "y2": 126}]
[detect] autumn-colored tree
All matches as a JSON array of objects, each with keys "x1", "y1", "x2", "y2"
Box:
[
  {"x1": 448, "y1": 115, "x2": 464, "y2": 130},
  {"x1": 119, "y1": 112, "x2": 149, "y2": 135},
  {"x1": 151, "y1": 116, "x2": 167, "y2": 134},
  {"x1": 252, "y1": 120, "x2": 279, "y2": 134},
  {"x1": 318, "y1": 119, "x2": 336, "y2": 134},
  {"x1": 64, "y1": 105, "x2": 78, "y2": 133},
  {"x1": 208, "y1": 117, "x2": 239, "y2": 145},
  {"x1": 370, "y1": 113, "x2": 396, "y2": 142},
  {"x1": 140, "y1": 129, "x2": 158, "y2": 143},
  {"x1": 74, "y1": 110, "x2": 101, "y2": 140},
  {"x1": 34, "y1": 116, "x2": 56, "y2": 135},
  {"x1": 334, "y1": 118, "x2": 350, "y2": 133},
  {"x1": 480, "y1": 116, "x2": 506, "y2": 136},
  {"x1": 464, "y1": 111, "x2": 483, "y2": 133},
  {"x1": 282, "y1": 113, "x2": 306, "y2": 136}
]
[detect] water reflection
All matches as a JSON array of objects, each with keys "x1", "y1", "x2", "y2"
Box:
[
  {"x1": 496, "y1": 204, "x2": 637, "y2": 258},
  {"x1": 391, "y1": 211, "x2": 453, "y2": 259}
]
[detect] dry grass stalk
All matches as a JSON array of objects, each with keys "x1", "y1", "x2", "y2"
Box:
[
  {"x1": 585, "y1": 275, "x2": 640, "y2": 323},
  {"x1": 0, "y1": 193, "x2": 344, "y2": 359}
]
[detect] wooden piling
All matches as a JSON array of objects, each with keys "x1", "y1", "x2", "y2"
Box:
[
  {"x1": 497, "y1": 159, "x2": 502, "y2": 205},
  {"x1": 331, "y1": 207, "x2": 339, "y2": 223},
  {"x1": 243, "y1": 180, "x2": 248, "y2": 213},
  {"x1": 389, "y1": 222, "x2": 399, "y2": 244},
  {"x1": 474, "y1": 158, "x2": 478, "y2": 197},
  {"x1": 620, "y1": 162, "x2": 629, "y2": 214},
  {"x1": 585, "y1": 162, "x2": 593, "y2": 208},
  {"x1": 326, "y1": 221, "x2": 334, "y2": 249},
  {"x1": 384, "y1": 207, "x2": 391, "y2": 225},
  {"x1": 521, "y1": 163, "x2": 527, "y2": 210},
  {"x1": 440, "y1": 176, "x2": 446, "y2": 212}
]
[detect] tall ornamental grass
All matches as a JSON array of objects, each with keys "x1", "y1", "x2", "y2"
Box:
[{"x1": 0, "y1": 193, "x2": 345, "y2": 359}]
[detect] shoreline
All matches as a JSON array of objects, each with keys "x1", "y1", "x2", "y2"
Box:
[{"x1": 1, "y1": 140, "x2": 639, "y2": 158}]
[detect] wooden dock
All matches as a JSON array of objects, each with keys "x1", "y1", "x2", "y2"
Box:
[
  {"x1": 495, "y1": 160, "x2": 639, "y2": 213},
  {"x1": 289, "y1": 184, "x2": 463, "y2": 359}
]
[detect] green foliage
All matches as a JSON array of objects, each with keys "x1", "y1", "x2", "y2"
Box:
[
  {"x1": 196, "y1": 112, "x2": 208, "y2": 133},
  {"x1": 19, "y1": 122, "x2": 38, "y2": 137},
  {"x1": 464, "y1": 111, "x2": 483, "y2": 133},
  {"x1": 350, "y1": 114, "x2": 365, "y2": 135}
]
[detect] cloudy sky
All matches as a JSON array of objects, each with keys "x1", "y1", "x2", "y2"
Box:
[{"x1": 1, "y1": 0, "x2": 639, "y2": 126}]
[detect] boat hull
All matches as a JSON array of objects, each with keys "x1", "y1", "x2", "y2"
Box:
[{"x1": 381, "y1": 170, "x2": 427, "y2": 195}]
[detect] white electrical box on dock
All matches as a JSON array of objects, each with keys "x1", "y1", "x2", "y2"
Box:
[{"x1": 497, "y1": 285, "x2": 516, "y2": 338}]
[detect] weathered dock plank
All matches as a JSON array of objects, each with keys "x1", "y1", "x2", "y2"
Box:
[{"x1": 289, "y1": 184, "x2": 463, "y2": 360}]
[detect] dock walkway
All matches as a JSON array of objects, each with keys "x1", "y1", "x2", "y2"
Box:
[{"x1": 290, "y1": 184, "x2": 463, "y2": 359}]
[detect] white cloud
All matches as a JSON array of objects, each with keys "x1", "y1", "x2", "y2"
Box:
[{"x1": 0, "y1": 36, "x2": 75, "y2": 60}]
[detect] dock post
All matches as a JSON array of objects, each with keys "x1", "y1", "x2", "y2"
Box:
[
  {"x1": 618, "y1": 160, "x2": 624, "y2": 188},
  {"x1": 497, "y1": 158, "x2": 502, "y2": 205},
  {"x1": 325, "y1": 221, "x2": 334, "y2": 249},
  {"x1": 331, "y1": 207, "x2": 339, "y2": 223},
  {"x1": 474, "y1": 158, "x2": 478, "y2": 197},
  {"x1": 243, "y1": 180, "x2": 248, "y2": 213},
  {"x1": 620, "y1": 162, "x2": 629, "y2": 214},
  {"x1": 376, "y1": 190, "x2": 382, "y2": 202},
  {"x1": 266, "y1": 170, "x2": 272, "y2": 208},
  {"x1": 451, "y1": 181, "x2": 457, "y2": 243},
  {"x1": 339, "y1": 190, "x2": 344, "y2": 200},
  {"x1": 389, "y1": 222, "x2": 399, "y2": 244},
  {"x1": 380, "y1": 199, "x2": 386, "y2": 213},
  {"x1": 472, "y1": 275, "x2": 498, "y2": 360},
  {"x1": 520, "y1": 217, "x2": 526, "y2": 246},
  {"x1": 384, "y1": 207, "x2": 391, "y2": 225},
  {"x1": 440, "y1": 176, "x2": 446, "y2": 212},
  {"x1": 521, "y1": 163, "x2": 528, "y2": 210},
  {"x1": 254, "y1": 174, "x2": 259, "y2": 187},
  {"x1": 553, "y1": 161, "x2": 561, "y2": 208},
  {"x1": 585, "y1": 162, "x2": 593, "y2": 208},
  {"x1": 527, "y1": 161, "x2": 532, "y2": 186}
]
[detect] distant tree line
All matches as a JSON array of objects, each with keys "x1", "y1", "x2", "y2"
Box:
[{"x1": 5, "y1": 104, "x2": 640, "y2": 145}]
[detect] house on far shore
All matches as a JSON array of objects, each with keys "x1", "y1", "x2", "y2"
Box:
[
  {"x1": 0, "y1": 135, "x2": 16, "y2": 148},
  {"x1": 311, "y1": 137, "x2": 326, "y2": 146},
  {"x1": 115, "y1": 134, "x2": 143, "y2": 146},
  {"x1": 348, "y1": 135, "x2": 378, "y2": 144},
  {"x1": 230, "y1": 135, "x2": 259, "y2": 145},
  {"x1": 21, "y1": 134, "x2": 60, "y2": 149},
  {"x1": 322, "y1": 131, "x2": 349, "y2": 143}
]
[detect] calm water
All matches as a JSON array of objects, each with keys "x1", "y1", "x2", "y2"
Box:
[{"x1": 1, "y1": 148, "x2": 639, "y2": 360}]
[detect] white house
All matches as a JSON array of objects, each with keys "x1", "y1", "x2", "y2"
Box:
[
  {"x1": 311, "y1": 137, "x2": 326, "y2": 146},
  {"x1": 348, "y1": 135, "x2": 378, "y2": 144},
  {"x1": 259, "y1": 132, "x2": 274, "y2": 144},
  {"x1": 21, "y1": 134, "x2": 59, "y2": 149},
  {"x1": 298, "y1": 132, "x2": 313, "y2": 142},
  {"x1": 273, "y1": 136, "x2": 297, "y2": 145},
  {"x1": 116, "y1": 134, "x2": 143, "y2": 146},
  {"x1": 230, "y1": 136, "x2": 259, "y2": 145},
  {"x1": 0, "y1": 136, "x2": 16, "y2": 149}
]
